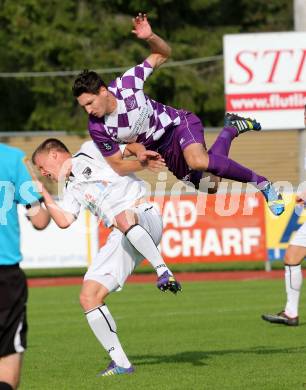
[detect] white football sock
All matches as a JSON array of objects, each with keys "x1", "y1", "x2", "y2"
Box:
[
  {"x1": 85, "y1": 305, "x2": 131, "y2": 368},
  {"x1": 125, "y1": 224, "x2": 172, "y2": 277},
  {"x1": 284, "y1": 264, "x2": 303, "y2": 318}
]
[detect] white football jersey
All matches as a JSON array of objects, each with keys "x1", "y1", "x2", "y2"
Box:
[{"x1": 61, "y1": 141, "x2": 146, "y2": 226}]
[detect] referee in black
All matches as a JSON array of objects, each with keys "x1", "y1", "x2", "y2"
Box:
[{"x1": 0, "y1": 144, "x2": 50, "y2": 390}]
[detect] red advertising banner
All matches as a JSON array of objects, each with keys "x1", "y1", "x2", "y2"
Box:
[
  {"x1": 226, "y1": 91, "x2": 306, "y2": 112},
  {"x1": 98, "y1": 194, "x2": 267, "y2": 263}
]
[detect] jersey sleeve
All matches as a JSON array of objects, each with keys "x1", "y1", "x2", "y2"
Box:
[
  {"x1": 116, "y1": 60, "x2": 153, "y2": 90},
  {"x1": 89, "y1": 124, "x2": 120, "y2": 157},
  {"x1": 15, "y1": 153, "x2": 43, "y2": 206},
  {"x1": 94, "y1": 139, "x2": 120, "y2": 158},
  {"x1": 60, "y1": 188, "x2": 81, "y2": 219}
]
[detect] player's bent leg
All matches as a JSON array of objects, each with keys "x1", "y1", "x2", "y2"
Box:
[
  {"x1": 113, "y1": 209, "x2": 175, "y2": 285},
  {"x1": 183, "y1": 143, "x2": 209, "y2": 171},
  {"x1": 81, "y1": 279, "x2": 134, "y2": 377},
  {"x1": 183, "y1": 143, "x2": 267, "y2": 191},
  {"x1": 113, "y1": 210, "x2": 137, "y2": 232},
  {"x1": 125, "y1": 223, "x2": 172, "y2": 279},
  {"x1": 135, "y1": 203, "x2": 182, "y2": 294},
  {"x1": 0, "y1": 353, "x2": 23, "y2": 390},
  {"x1": 80, "y1": 280, "x2": 109, "y2": 311},
  {"x1": 262, "y1": 245, "x2": 305, "y2": 326},
  {"x1": 174, "y1": 116, "x2": 284, "y2": 215},
  {"x1": 284, "y1": 245, "x2": 306, "y2": 266},
  {"x1": 184, "y1": 146, "x2": 284, "y2": 216}
]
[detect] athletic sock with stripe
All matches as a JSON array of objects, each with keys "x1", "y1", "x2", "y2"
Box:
[
  {"x1": 85, "y1": 304, "x2": 131, "y2": 368},
  {"x1": 284, "y1": 264, "x2": 303, "y2": 318},
  {"x1": 125, "y1": 224, "x2": 172, "y2": 277}
]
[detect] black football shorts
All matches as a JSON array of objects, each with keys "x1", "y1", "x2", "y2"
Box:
[{"x1": 0, "y1": 264, "x2": 28, "y2": 357}]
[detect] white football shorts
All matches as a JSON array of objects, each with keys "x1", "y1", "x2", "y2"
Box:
[{"x1": 84, "y1": 202, "x2": 163, "y2": 292}]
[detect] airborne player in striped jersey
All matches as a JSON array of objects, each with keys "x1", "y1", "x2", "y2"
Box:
[{"x1": 73, "y1": 13, "x2": 285, "y2": 217}]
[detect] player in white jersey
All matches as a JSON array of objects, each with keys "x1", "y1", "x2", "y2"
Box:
[
  {"x1": 31, "y1": 138, "x2": 181, "y2": 376},
  {"x1": 262, "y1": 106, "x2": 306, "y2": 326}
]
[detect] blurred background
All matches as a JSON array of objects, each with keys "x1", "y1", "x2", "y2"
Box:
[{"x1": 0, "y1": 0, "x2": 295, "y2": 132}]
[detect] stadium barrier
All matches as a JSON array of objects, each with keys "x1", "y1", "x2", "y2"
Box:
[
  {"x1": 98, "y1": 194, "x2": 267, "y2": 264},
  {"x1": 20, "y1": 203, "x2": 98, "y2": 269},
  {"x1": 19, "y1": 193, "x2": 304, "y2": 269}
]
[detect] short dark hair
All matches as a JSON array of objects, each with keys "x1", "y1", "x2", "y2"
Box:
[
  {"x1": 32, "y1": 138, "x2": 70, "y2": 164},
  {"x1": 72, "y1": 70, "x2": 107, "y2": 97}
]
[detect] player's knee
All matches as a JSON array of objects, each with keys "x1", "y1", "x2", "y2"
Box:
[
  {"x1": 79, "y1": 291, "x2": 99, "y2": 311},
  {"x1": 80, "y1": 287, "x2": 107, "y2": 311},
  {"x1": 79, "y1": 292, "x2": 88, "y2": 310},
  {"x1": 284, "y1": 251, "x2": 301, "y2": 266},
  {"x1": 187, "y1": 155, "x2": 208, "y2": 171}
]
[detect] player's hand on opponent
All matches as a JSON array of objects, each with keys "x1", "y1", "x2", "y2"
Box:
[
  {"x1": 146, "y1": 157, "x2": 166, "y2": 172},
  {"x1": 132, "y1": 13, "x2": 153, "y2": 40},
  {"x1": 137, "y1": 150, "x2": 166, "y2": 172}
]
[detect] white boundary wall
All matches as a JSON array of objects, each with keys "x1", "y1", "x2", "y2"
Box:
[{"x1": 19, "y1": 204, "x2": 99, "y2": 269}]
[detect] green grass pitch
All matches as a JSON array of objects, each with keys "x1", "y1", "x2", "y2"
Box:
[{"x1": 20, "y1": 280, "x2": 306, "y2": 390}]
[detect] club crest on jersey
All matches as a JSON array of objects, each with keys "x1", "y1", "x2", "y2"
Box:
[
  {"x1": 82, "y1": 167, "x2": 92, "y2": 179},
  {"x1": 103, "y1": 142, "x2": 112, "y2": 151},
  {"x1": 125, "y1": 95, "x2": 137, "y2": 111}
]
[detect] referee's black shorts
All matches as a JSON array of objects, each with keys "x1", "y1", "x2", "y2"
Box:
[{"x1": 0, "y1": 264, "x2": 28, "y2": 357}]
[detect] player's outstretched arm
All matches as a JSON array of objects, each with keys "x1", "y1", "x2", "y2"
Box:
[
  {"x1": 105, "y1": 150, "x2": 148, "y2": 175},
  {"x1": 24, "y1": 157, "x2": 74, "y2": 228},
  {"x1": 35, "y1": 182, "x2": 75, "y2": 229},
  {"x1": 132, "y1": 13, "x2": 171, "y2": 68},
  {"x1": 22, "y1": 157, "x2": 51, "y2": 229},
  {"x1": 126, "y1": 143, "x2": 166, "y2": 172},
  {"x1": 123, "y1": 142, "x2": 147, "y2": 158},
  {"x1": 26, "y1": 202, "x2": 50, "y2": 230},
  {"x1": 123, "y1": 143, "x2": 166, "y2": 172}
]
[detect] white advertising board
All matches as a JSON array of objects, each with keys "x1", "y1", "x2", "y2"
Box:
[
  {"x1": 224, "y1": 32, "x2": 306, "y2": 129},
  {"x1": 19, "y1": 204, "x2": 99, "y2": 269}
]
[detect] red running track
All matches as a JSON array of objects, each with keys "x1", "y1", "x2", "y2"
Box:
[{"x1": 28, "y1": 270, "x2": 306, "y2": 288}]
